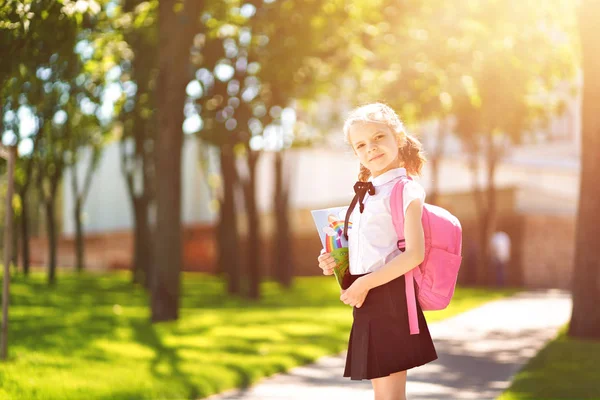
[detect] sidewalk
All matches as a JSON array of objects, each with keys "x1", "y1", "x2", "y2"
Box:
[{"x1": 206, "y1": 290, "x2": 572, "y2": 400}]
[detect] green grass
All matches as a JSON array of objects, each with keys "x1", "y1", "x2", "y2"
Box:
[
  {"x1": 0, "y1": 270, "x2": 518, "y2": 400},
  {"x1": 499, "y1": 327, "x2": 600, "y2": 400}
]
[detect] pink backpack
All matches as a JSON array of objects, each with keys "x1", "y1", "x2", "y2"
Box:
[{"x1": 390, "y1": 176, "x2": 463, "y2": 335}]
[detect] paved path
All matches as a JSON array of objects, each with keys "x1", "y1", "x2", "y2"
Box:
[{"x1": 207, "y1": 290, "x2": 571, "y2": 400}]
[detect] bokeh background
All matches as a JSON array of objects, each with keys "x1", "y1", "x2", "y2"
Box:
[{"x1": 1, "y1": 0, "x2": 599, "y2": 399}]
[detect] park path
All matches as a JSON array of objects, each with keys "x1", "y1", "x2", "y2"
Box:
[{"x1": 206, "y1": 289, "x2": 571, "y2": 400}]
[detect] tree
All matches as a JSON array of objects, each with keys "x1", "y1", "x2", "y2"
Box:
[
  {"x1": 34, "y1": 52, "x2": 82, "y2": 284},
  {"x1": 351, "y1": 0, "x2": 577, "y2": 285},
  {"x1": 568, "y1": 0, "x2": 600, "y2": 340},
  {"x1": 248, "y1": 0, "x2": 355, "y2": 288},
  {"x1": 14, "y1": 129, "x2": 43, "y2": 276},
  {"x1": 193, "y1": 27, "x2": 244, "y2": 296},
  {"x1": 113, "y1": 0, "x2": 159, "y2": 288},
  {"x1": 450, "y1": 0, "x2": 578, "y2": 284},
  {"x1": 62, "y1": 1, "x2": 116, "y2": 275},
  {"x1": 67, "y1": 109, "x2": 103, "y2": 273},
  {"x1": 152, "y1": 0, "x2": 204, "y2": 322},
  {"x1": 0, "y1": 144, "x2": 17, "y2": 361},
  {"x1": 1, "y1": 0, "x2": 94, "y2": 278},
  {"x1": 192, "y1": 0, "x2": 357, "y2": 296},
  {"x1": 1, "y1": 86, "x2": 36, "y2": 275}
]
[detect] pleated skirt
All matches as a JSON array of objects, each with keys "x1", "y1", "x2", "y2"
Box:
[{"x1": 342, "y1": 272, "x2": 438, "y2": 380}]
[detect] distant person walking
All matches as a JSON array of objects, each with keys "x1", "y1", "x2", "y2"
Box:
[
  {"x1": 317, "y1": 103, "x2": 437, "y2": 400},
  {"x1": 490, "y1": 231, "x2": 511, "y2": 287}
]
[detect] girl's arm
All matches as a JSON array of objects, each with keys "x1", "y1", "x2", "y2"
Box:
[{"x1": 361, "y1": 198, "x2": 425, "y2": 290}]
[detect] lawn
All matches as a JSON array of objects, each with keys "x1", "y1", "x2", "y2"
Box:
[
  {"x1": 499, "y1": 327, "x2": 600, "y2": 400},
  {"x1": 0, "y1": 270, "x2": 518, "y2": 400}
]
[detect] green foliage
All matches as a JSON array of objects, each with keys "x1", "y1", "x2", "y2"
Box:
[
  {"x1": 0, "y1": 1, "x2": 77, "y2": 81},
  {"x1": 0, "y1": 270, "x2": 517, "y2": 399},
  {"x1": 498, "y1": 327, "x2": 600, "y2": 400},
  {"x1": 191, "y1": 0, "x2": 358, "y2": 150},
  {"x1": 0, "y1": 0, "x2": 104, "y2": 190},
  {"x1": 449, "y1": 0, "x2": 578, "y2": 146},
  {"x1": 316, "y1": 0, "x2": 579, "y2": 141}
]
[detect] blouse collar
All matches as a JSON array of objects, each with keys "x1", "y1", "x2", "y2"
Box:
[{"x1": 370, "y1": 167, "x2": 407, "y2": 187}]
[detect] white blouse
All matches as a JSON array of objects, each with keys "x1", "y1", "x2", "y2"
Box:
[{"x1": 348, "y1": 168, "x2": 426, "y2": 275}]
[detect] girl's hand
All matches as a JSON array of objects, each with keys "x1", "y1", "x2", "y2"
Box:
[
  {"x1": 317, "y1": 249, "x2": 336, "y2": 276},
  {"x1": 340, "y1": 277, "x2": 370, "y2": 308}
]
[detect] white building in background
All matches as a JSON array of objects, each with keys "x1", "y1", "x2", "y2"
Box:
[
  {"x1": 62, "y1": 136, "x2": 217, "y2": 235},
  {"x1": 63, "y1": 133, "x2": 580, "y2": 237}
]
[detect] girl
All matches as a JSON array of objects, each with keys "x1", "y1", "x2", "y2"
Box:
[{"x1": 317, "y1": 103, "x2": 437, "y2": 399}]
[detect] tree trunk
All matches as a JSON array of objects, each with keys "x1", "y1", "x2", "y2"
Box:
[
  {"x1": 478, "y1": 148, "x2": 498, "y2": 285},
  {"x1": 120, "y1": 143, "x2": 154, "y2": 289},
  {"x1": 74, "y1": 199, "x2": 84, "y2": 272},
  {"x1": 568, "y1": 0, "x2": 600, "y2": 340},
  {"x1": 220, "y1": 143, "x2": 241, "y2": 295},
  {"x1": 469, "y1": 147, "x2": 487, "y2": 286},
  {"x1": 273, "y1": 151, "x2": 293, "y2": 288},
  {"x1": 41, "y1": 160, "x2": 64, "y2": 286},
  {"x1": 71, "y1": 154, "x2": 97, "y2": 274},
  {"x1": 243, "y1": 149, "x2": 261, "y2": 299},
  {"x1": 216, "y1": 204, "x2": 226, "y2": 277},
  {"x1": 482, "y1": 140, "x2": 498, "y2": 286},
  {"x1": 132, "y1": 196, "x2": 153, "y2": 289},
  {"x1": 469, "y1": 132, "x2": 500, "y2": 286},
  {"x1": 17, "y1": 138, "x2": 38, "y2": 277},
  {"x1": 1, "y1": 145, "x2": 16, "y2": 360},
  {"x1": 428, "y1": 118, "x2": 448, "y2": 206},
  {"x1": 45, "y1": 198, "x2": 57, "y2": 285},
  {"x1": 11, "y1": 213, "x2": 19, "y2": 272},
  {"x1": 152, "y1": 0, "x2": 202, "y2": 322},
  {"x1": 20, "y1": 194, "x2": 30, "y2": 276}
]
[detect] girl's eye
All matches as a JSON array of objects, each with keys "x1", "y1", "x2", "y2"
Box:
[
  {"x1": 356, "y1": 144, "x2": 365, "y2": 149},
  {"x1": 375, "y1": 135, "x2": 384, "y2": 140}
]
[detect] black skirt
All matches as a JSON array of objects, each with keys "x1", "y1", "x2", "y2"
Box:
[{"x1": 342, "y1": 272, "x2": 438, "y2": 380}]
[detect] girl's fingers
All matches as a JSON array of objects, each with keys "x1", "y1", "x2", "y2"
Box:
[
  {"x1": 317, "y1": 250, "x2": 336, "y2": 275},
  {"x1": 317, "y1": 254, "x2": 334, "y2": 263},
  {"x1": 340, "y1": 290, "x2": 365, "y2": 307},
  {"x1": 318, "y1": 259, "x2": 336, "y2": 270}
]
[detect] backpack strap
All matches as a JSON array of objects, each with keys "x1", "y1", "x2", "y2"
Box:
[
  {"x1": 390, "y1": 177, "x2": 420, "y2": 335},
  {"x1": 343, "y1": 181, "x2": 376, "y2": 241},
  {"x1": 343, "y1": 193, "x2": 360, "y2": 241}
]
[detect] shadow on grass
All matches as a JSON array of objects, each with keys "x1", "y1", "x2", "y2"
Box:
[
  {"x1": 8, "y1": 272, "x2": 346, "y2": 310},
  {"x1": 129, "y1": 319, "x2": 202, "y2": 400},
  {"x1": 8, "y1": 272, "x2": 148, "y2": 308},
  {"x1": 9, "y1": 314, "x2": 125, "y2": 353},
  {"x1": 3, "y1": 271, "x2": 519, "y2": 399}
]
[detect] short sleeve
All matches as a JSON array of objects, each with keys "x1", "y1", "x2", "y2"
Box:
[{"x1": 402, "y1": 180, "x2": 426, "y2": 215}]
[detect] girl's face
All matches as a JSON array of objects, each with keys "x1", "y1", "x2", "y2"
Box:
[{"x1": 348, "y1": 121, "x2": 402, "y2": 178}]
